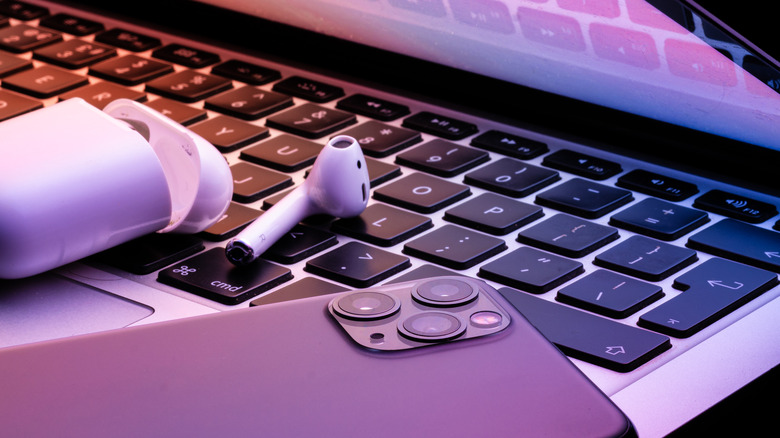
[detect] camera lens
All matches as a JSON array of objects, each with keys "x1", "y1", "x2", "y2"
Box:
[
  {"x1": 412, "y1": 278, "x2": 478, "y2": 307},
  {"x1": 333, "y1": 291, "x2": 400, "y2": 320},
  {"x1": 399, "y1": 312, "x2": 465, "y2": 342}
]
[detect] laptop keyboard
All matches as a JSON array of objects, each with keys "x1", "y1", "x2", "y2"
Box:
[{"x1": 2, "y1": 1, "x2": 780, "y2": 374}]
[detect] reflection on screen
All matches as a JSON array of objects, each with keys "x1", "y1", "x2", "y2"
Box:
[{"x1": 205, "y1": 0, "x2": 780, "y2": 151}]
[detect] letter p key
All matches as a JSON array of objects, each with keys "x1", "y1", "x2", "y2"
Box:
[{"x1": 484, "y1": 206, "x2": 504, "y2": 215}]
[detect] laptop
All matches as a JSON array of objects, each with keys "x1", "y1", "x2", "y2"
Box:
[{"x1": 1, "y1": 0, "x2": 778, "y2": 435}]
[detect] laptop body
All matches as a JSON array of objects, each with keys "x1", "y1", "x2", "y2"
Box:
[{"x1": 1, "y1": 0, "x2": 778, "y2": 435}]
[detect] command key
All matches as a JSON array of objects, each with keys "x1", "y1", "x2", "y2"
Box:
[{"x1": 158, "y1": 248, "x2": 292, "y2": 305}]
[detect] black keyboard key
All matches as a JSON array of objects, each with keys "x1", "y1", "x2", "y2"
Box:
[
  {"x1": 498, "y1": 288, "x2": 671, "y2": 372},
  {"x1": 610, "y1": 198, "x2": 709, "y2": 241},
  {"x1": 616, "y1": 169, "x2": 698, "y2": 201},
  {"x1": 336, "y1": 93, "x2": 410, "y2": 121},
  {"x1": 2, "y1": 65, "x2": 88, "y2": 98},
  {"x1": 250, "y1": 277, "x2": 348, "y2": 307},
  {"x1": 388, "y1": 264, "x2": 459, "y2": 284},
  {"x1": 518, "y1": 213, "x2": 619, "y2": 258},
  {"x1": 264, "y1": 224, "x2": 338, "y2": 264},
  {"x1": 332, "y1": 203, "x2": 433, "y2": 247},
  {"x1": 0, "y1": 51, "x2": 31, "y2": 77},
  {"x1": 266, "y1": 103, "x2": 356, "y2": 138},
  {"x1": 556, "y1": 270, "x2": 664, "y2": 319},
  {"x1": 373, "y1": 172, "x2": 471, "y2": 213},
  {"x1": 693, "y1": 190, "x2": 777, "y2": 223},
  {"x1": 470, "y1": 129, "x2": 548, "y2": 159},
  {"x1": 464, "y1": 158, "x2": 559, "y2": 197},
  {"x1": 95, "y1": 233, "x2": 204, "y2": 276},
  {"x1": 542, "y1": 149, "x2": 622, "y2": 180},
  {"x1": 145, "y1": 97, "x2": 207, "y2": 126},
  {"x1": 0, "y1": 89, "x2": 41, "y2": 121},
  {"x1": 403, "y1": 224, "x2": 507, "y2": 270},
  {"x1": 204, "y1": 85, "x2": 293, "y2": 120},
  {"x1": 189, "y1": 115, "x2": 269, "y2": 153},
  {"x1": 444, "y1": 192, "x2": 544, "y2": 235},
  {"x1": 340, "y1": 121, "x2": 422, "y2": 157},
  {"x1": 305, "y1": 241, "x2": 411, "y2": 288},
  {"x1": 33, "y1": 39, "x2": 116, "y2": 69},
  {"x1": 240, "y1": 134, "x2": 321, "y2": 172},
  {"x1": 159, "y1": 248, "x2": 292, "y2": 305},
  {"x1": 146, "y1": 70, "x2": 232, "y2": 103},
  {"x1": 201, "y1": 202, "x2": 261, "y2": 241},
  {"x1": 396, "y1": 139, "x2": 489, "y2": 177},
  {"x1": 365, "y1": 157, "x2": 402, "y2": 187},
  {"x1": 272, "y1": 75, "x2": 344, "y2": 102},
  {"x1": 638, "y1": 258, "x2": 779, "y2": 337},
  {"x1": 211, "y1": 59, "x2": 280, "y2": 85},
  {"x1": 59, "y1": 81, "x2": 146, "y2": 110},
  {"x1": 402, "y1": 111, "x2": 478, "y2": 140},
  {"x1": 595, "y1": 235, "x2": 698, "y2": 281},
  {"x1": 0, "y1": 1, "x2": 48, "y2": 20},
  {"x1": 536, "y1": 178, "x2": 633, "y2": 218},
  {"x1": 39, "y1": 13, "x2": 105, "y2": 36},
  {"x1": 89, "y1": 54, "x2": 174, "y2": 86},
  {"x1": 95, "y1": 28, "x2": 161, "y2": 52},
  {"x1": 479, "y1": 246, "x2": 583, "y2": 294},
  {"x1": 152, "y1": 43, "x2": 220, "y2": 68},
  {"x1": 230, "y1": 162, "x2": 292, "y2": 203},
  {"x1": 0, "y1": 24, "x2": 61, "y2": 53},
  {"x1": 687, "y1": 219, "x2": 780, "y2": 273}
]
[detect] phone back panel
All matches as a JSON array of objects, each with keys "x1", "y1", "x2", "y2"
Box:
[{"x1": 0, "y1": 283, "x2": 632, "y2": 437}]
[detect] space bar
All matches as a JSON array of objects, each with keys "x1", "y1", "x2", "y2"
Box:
[{"x1": 497, "y1": 288, "x2": 671, "y2": 372}]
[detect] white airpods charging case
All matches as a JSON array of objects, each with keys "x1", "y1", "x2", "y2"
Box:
[{"x1": 0, "y1": 98, "x2": 232, "y2": 279}]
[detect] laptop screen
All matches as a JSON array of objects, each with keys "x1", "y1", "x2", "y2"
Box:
[{"x1": 195, "y1": 0, "x2": 780, "y2": 153}]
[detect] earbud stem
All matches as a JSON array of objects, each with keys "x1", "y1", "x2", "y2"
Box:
[{"x1": 226, "y1": 186, "x2": 313, "y2": 266}]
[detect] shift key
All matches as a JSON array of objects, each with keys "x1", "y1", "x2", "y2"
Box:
[{"x1": 497, "y1": 288, "x2": 671, "y2": 372}]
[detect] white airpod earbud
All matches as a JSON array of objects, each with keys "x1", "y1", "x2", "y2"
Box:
[{"x1": 226, "y1": 135, "x2": 370, "y2": 266}]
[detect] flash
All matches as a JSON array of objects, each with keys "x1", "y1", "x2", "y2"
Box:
[{"x1": 470, "y1": 311, "x2": 503, "y2": 329}]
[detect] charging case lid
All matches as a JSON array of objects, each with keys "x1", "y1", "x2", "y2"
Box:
[{"x1": 103, "y1": 99, "x2": 232, "y2": 234}]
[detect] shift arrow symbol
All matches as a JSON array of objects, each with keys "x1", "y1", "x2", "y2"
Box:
[{"x1": 605, "y1": 346, "x2": 626, "y2": 355}]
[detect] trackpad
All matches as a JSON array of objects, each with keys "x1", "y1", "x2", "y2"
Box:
[{"x1": 0, "y1": 274, "x2": 153, "y2": 348}]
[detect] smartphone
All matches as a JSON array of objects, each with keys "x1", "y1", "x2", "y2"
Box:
[{"x1": 0, "y1": 276, "x2": 634, "y2": 437}]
